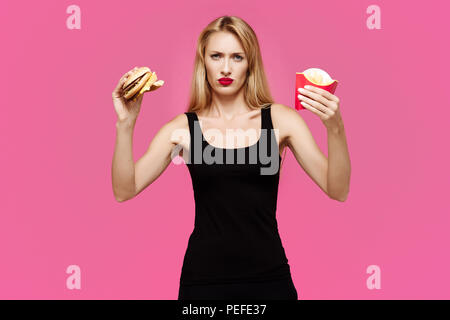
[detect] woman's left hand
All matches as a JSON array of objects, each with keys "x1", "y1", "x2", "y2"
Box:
[{"x1": 297, "y1": 85, "x2": 343, "y2": 130}]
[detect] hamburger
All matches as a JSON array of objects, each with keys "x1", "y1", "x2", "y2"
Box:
[{"x1": 121, "y1": 67, "x2": 164, "y2": 101}]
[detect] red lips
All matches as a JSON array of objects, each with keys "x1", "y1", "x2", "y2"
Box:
[{"x1": 219, "y1": 78, "x2": 233, "y2": 85}]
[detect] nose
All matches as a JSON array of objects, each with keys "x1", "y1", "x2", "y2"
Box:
[{"x1": 221, "y1": 59, "x2": 231, "y2": 76}]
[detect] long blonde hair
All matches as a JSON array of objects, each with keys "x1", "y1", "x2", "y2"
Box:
[{"x1": 186, "y1": 15, "x2": 274, "y2": 113}]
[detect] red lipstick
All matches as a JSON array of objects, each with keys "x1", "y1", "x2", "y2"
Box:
[{"x1": 218, "y1": 77, "x2": 233, "y2": 86}]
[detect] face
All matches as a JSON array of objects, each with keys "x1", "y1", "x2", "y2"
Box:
[{"x1": 204, "y1": 31, "x2": 249, "y2": 95}]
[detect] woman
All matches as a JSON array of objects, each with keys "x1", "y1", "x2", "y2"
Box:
[{"x1": 111, "y1": 16, "x2": 351, "y2": 300}]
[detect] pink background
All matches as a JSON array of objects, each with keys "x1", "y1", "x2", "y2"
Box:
[{"x1": 1, "y1": 0, "x2": 449, "y2": 299}]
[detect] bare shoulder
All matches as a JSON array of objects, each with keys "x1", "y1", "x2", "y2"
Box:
[
  {"x1": 163, "y1": 112, "x2": 190, "y2": 146},
  {"x1": 166, "y1": 112, "x2": 189, "y2": 128},
  {"x1": 270, "y1": 103, "x2": 306, "y2": 146},
  {"x1": 271, "y1": 103, "x2": 303, "y2": 121}
]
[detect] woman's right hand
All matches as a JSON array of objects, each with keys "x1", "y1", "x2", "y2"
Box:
[{"x1": 112, "y1": 67, "x2": 145, "y2": 123}]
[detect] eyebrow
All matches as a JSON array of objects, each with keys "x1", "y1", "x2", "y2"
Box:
[{"x1": 209, "y1": 51, "x2": 245, "y2": 55}]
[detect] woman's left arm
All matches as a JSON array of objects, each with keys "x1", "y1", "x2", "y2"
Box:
[{"x1": 297, "y1": 85, "x2": 351, "y2": 201}]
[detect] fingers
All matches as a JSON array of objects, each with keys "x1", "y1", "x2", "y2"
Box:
[
  {"x1": 305, "y1": 85, "x2": 339, "y2": 103},
  {"x1": 113, "y1": 66, "x2": 139, "y2": 96}
]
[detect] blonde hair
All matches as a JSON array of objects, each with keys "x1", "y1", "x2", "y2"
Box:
[{"x1": 186, "y1": 15, "x2": 274, "y2": 113}]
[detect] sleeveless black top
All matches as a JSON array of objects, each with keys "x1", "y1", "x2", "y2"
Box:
[{"x1": 180, "y1": 105, "x2": 292, "y2": 286}]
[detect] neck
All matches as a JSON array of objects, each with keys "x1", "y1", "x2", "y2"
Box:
[{"x1": 208, "y1": 90, "x2": 251, "y2": 120}]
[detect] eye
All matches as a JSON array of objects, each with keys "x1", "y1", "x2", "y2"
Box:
[{"x1": 210, "y1": 54, "x2": 244, "y2": 61}]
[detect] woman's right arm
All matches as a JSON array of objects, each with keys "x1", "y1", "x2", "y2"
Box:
[
  {"x1": 112, "y1": 119, "x2": 138, "y2": 202},
  {"x1": 111, "y1": 67, "x2": 185, "y2": 202},
  {"x1": 112, "y1": 115, "x2": 183, "y2": 202}
]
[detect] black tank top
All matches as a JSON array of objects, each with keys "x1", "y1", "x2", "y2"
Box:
[{"x1": 180, "y1": 105, "x2": 292, "y2": 286}]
